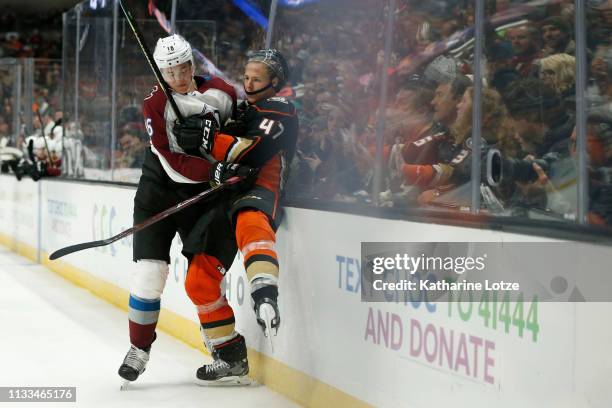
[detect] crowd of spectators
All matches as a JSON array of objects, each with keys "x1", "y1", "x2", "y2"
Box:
[
  {"x1": 66, "y1": 0, "x2": 612, "y2": 226},
  {"x1": 5, "y1": 0, "x2": 610, "y2": 226},
  {"x1": 0, "y1": 63, "x2": 62, "y2": 140},
  {"x1": 0, "y1": 6, "x2": 62, "y2": 178},
  {"x1": 0, "y1": 6, "x2": 62, "y2": 59},
  {"x1": 0, "y1": 6, "x2": 63, "y2": 154},
  {"x1": 255, "y1": 0, "x2": 612, "y2": 227},
  {"x1": 54, "y1": 0, "x2": 264, "y2": 175}
]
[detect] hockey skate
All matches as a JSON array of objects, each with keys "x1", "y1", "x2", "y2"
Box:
[
  {"x1": 251, "y1": 279, "x2": 280, "y2": 352},
  {"x1": 118, "y1": 343, "x2": 151, "y2": 389},
  {"x1": 196, "y1": 335, "x2": 251, "y2": 386}
]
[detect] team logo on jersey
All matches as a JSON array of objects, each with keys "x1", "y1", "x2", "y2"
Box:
[
  {"x1": 144, "y1": 86, "x2": 159, "y2": 101},
  {"x1": 267, "y1": 97, "x2": 288, "y2": 104},
  {"x1": 451, "y1": 149, "x2": 470, "y2": 165}
]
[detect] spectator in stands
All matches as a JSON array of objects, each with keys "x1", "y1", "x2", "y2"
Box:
[
  {"x1": 431, "y1": 74, "x2": 469, "y2": 128},
  {"x1": 574, "y1": 110, "x2": 612, "y2": 225},
  {"x1": 588, "y1": 45, "x2": 612, "y2": 109},
  {"x1": 0, "y1": 4, "x2": 64, "y2": 62},
  {"x1": 586, "y1": 1, "x2": 612, "y2": 49},
  {"x1": 504, "y1": 77, "x2": 574, "y2": 157},
  {"x1": 400, "y1": 86, "x2": 517, "y2": 194},
  {"x1": 540, "y1": 17, "x2": 575, "y2": 57},
  {"x1": 114, "y1": 123, "x2": 147, "y2": 169},
  {"x1": 507, "y1": 24, "x2": 541, "y2": 76},
  {"x1": 532, "y1": 109, "x2": 612, "y2": 223},
  {"x1": 424, "y1": 55, "x2": 459, "y2": 86},
  {"x1": 535, "y1": 53, "x2": 576, "y2": 103},
  {"x1": 400, "y1": 75, "x2": 472, "y2": 169},
  {"x1": 487, "y1": 41, "x2": 520, "y2": 96},
  {"x1": 386, "y1": 75, "x2": 434, "y2": 146},
  {"x1": 4, "y1": 32, "x2": 22, "y2": 57},
  {"x1": 584, "y1": 110, "x2": 612, "y2": 166}
]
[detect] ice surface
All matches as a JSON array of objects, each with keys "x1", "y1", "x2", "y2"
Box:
[{"x1": 0, "y1": 247, "x2": 297, "y2": 408}]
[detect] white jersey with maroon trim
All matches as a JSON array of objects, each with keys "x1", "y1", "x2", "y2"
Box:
[{"x1": 143, "y1": 75, "x2": 236, "y2": 184}]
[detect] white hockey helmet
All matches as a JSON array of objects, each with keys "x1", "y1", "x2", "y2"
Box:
[{"x1": 153, "y1": 34, "x2": 194, "y2": 69}]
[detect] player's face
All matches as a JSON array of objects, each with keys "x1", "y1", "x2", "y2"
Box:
[
  {"x1": 244, "y1": 62, "x2": 276, "y2": 103},
  {"x1": 161, "y1": 61, "x2": 194, "y2": 94}
]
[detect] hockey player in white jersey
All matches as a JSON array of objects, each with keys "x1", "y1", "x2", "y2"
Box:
[{"x1": 117, "y1": 34, "x2": 256, "y2": 386}]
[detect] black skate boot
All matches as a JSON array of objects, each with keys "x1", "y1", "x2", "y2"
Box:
[
  {"x1": 196, "y1": 335, "x2": 250, "y2": 385},
  {"x1": 251, "y1": 279, "x2": 280, "y2": 335},
  {"x1": 118, "y1": 334, "x2": 154, "y2": 384},
  {"x1": 118, "y1": 344, "x2": 151, "y2": 382}
]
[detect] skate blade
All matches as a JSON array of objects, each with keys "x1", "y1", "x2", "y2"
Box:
[
  {"x1": 120, "y1": 380, "x2": 132, "y2": 391},
  {"x1": 196, "y1": 375, "x2": 254, "y2": 387},
  {"x1": 264, "y1": 327, "x2": 275, "y2": 353},
  {"x1": 260, "y1": 303, "x2": 277, "y2": 353}
]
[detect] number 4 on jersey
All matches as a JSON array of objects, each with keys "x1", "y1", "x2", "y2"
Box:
[{"x1": 259, "y1": 119, "x2": 275, "y2": 135}]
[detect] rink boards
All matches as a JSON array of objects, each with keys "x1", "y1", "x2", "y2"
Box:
[{"x1": 1, "y1": 174, "x2": 611, "y2": 408}]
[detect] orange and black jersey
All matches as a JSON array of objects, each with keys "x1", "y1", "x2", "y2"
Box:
[
  {"x1": 211, "y1": 96, "x2": 298, "y2": 169},
  {"x1": 210, "y1": 96, "x2": 298, "y2": 223}
]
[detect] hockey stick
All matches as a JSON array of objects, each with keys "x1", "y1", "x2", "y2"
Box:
[
  {"x1": 49, "y1": 177, "x2": 240, "y2": 260},
  {"x1": 33, "y1": 105, "x2": 57, "y2": 168},
  {"x1": 118, "y1": 0, "x2": 184, "y2": 123}
]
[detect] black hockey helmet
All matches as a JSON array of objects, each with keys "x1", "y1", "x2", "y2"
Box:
[{"x1": 246, "y1": 49, "x2": 289, "y2": 91}]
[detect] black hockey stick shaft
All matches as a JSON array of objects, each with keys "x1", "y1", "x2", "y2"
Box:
[
  {"x1": 34, "y1": 106, "x2": 56, "y2": 168},
  {"x1": 49, "y1": 177, "x2": 240, "y2": 260},
  {"x1": 118, "y1": 0, "x2": 184, "y2": 123}
]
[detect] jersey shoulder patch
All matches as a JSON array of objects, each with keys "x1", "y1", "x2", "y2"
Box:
[
  {"x1": 143, "y1": 85, "x2": 164, "y2": 101},
  {"x1": 254, "y1": 97, "x2": 296, "y2": 116},
  {"x1": 266, "y1": 96, "x2": 289, "y2": 104},
  {"x1": 143, "y1": 85, "x2": 168, "y2": 113}
]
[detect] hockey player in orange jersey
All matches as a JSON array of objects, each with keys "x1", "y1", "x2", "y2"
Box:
[{"x1": 174, "y1": 49, "x2": 298, "y2": 384}]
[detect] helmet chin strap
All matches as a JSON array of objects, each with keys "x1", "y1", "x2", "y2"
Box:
[{"x1": 244, "y1": 81, "x2": 274, "y2": 96}]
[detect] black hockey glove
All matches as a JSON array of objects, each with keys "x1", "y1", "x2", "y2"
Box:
[
  {"x1": 210, "y1": 161, "x2": 258, "y2": 191},
  {"x1": 223, "y1": 101, "x2": 252, "y2": 136},
  {"x1": 235, "y1": 100, "x2": 250, "y2": 119},
  {"x1": 15, "y1": 159, "x2": 45, "y2": 182},
  {"x1": 173, "y1": 112, "x2": 218, "y2": 153},
  {"x1": 222, "y1": 119, "x2": 248, "y2": 136}
]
